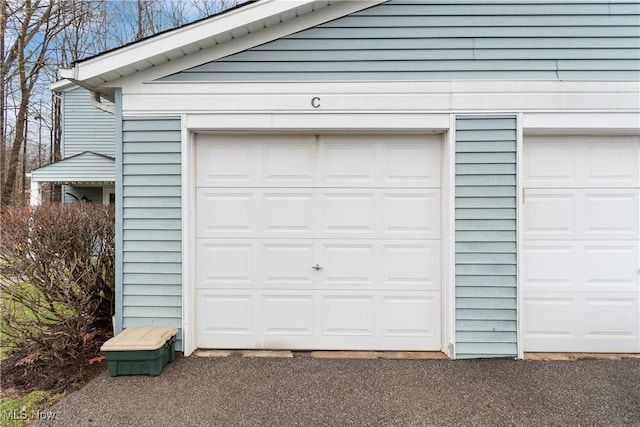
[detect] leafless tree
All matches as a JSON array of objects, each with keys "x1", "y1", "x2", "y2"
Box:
[
  {"x1": 1, "y1": 0, "x2": 76, "y2": 206},
  {"x1": 1, "y1": 0, "x2": 242, "y2": 207}
]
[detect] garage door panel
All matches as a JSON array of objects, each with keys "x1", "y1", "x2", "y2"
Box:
[
  {"x1": 198, "y1": 135, "x2": 317, "y2": 187},
  {"x1": 322, "y1": 192, "x2": 376, "y2": 236},
  {"x1": 585, "y1": 244, "x2": 639, "y2": 288},
  {"x1": 524, "y1": 189, "x2": 639, "y2": 240},
  {"x1": 383, "y1": 190, "x2": 440, "y2": 238},
  {"x1": 584, "y1": 141, "x2": 639, "y2": 186},
  {"x1": 584, "y1": 190, "x2": 638, "y2": 238},
  {"x1": 198, "y1": 239, "x2": 439, "y2": 291},
  {"x1": 522, "y1": 244, "x2": 577, "y2": 291},
  {"x1": 262, "y1": 296, "x2": 314, "y2": 336},
  {"x1": 523, "y1": 191, "x2": 577, "y2": 239},
  {"x1": 321, "y1": 140, "x2": 376, "y2": 185},
  {"x1": 197, "y1": 290, "x2": 441, "y2": 350},
  {"x1": 262, "y1": 244, "x2": 314, "y2": 287},
  {"x1": 321, "y1": 244, "x2": 375, "y2": 286},
  {"x1": 524, "y1": 136, "x2": 640, "y2": 188},
  {"x1": 198, "y1": 141, "x2": 256, "y2": 186},
  {"x1": 197, "y1": 190, "x2": 255, "y2": 236},
  {"x1": 319, "y1": 135, "x2": 441, "y2": 188},
  {"x1": 382, "y1": 244, "x2": 440, "y2": 290},
  {"x1": 196, "y1": 133, "x2": 442, "y2": 351},
  {"x1": 524, "y1": 142, "x2": 576, "y2": 187},
  {"x1": 382, "y1": 140, "x2": 441, "y2": 187},
  {"x1": 523, "y1": 241, "x2": 638, "y2": 293},
  {"x1": 263, "y1": 192, "x2": 316, "y2": 236},
  {"x1": 198, "y1": 293, "x2": 254, "y2": 335},
  {"x1": 523, "y1": 291, "x2": 640, "y2": 352},
  {"x1": 199, "y1": 188, "x2": 441, "y2": 239},
  {"x1": 383, "y1": 296, "x2": 438, "y2": 337},
  {"x1": 198, "y1": 243, "x2": 254, "y2": 287},
  {"x1": 323, "y1": 296, "x2": 374, "y2": 336},
  {"x1": 263, "y1": 141, "x2": 315, "y2": 184},
  {"x1": 320, "y1": 189, "x2": 440, "y2": 239}
]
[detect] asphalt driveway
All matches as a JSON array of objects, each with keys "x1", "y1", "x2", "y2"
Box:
[{"x1": 36, "y1": 354, "x2": 640, "y2": 426}]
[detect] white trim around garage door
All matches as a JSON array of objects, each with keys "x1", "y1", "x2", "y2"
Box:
[{"x1": 181, "y1": 112, "x2": 455, "y2": 356}]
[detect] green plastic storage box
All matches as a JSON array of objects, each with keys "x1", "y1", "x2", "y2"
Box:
[{"x1": 101, "y1": 326, "x2": 178, "y2": 377}]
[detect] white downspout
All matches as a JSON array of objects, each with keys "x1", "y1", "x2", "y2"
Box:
[
  {"x1": 89, "y1": 91, "x2": 115, "y2": 115},
  {"x1": 59, "y1": 69, "x2": 115, "y2": 115}
]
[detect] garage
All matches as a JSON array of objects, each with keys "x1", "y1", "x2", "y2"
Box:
[
  {"x1": 522, "y1": 135, "x2": 640, "y2": 352},
  {"x1": 194, "y1": 134, "x2": 443, "y2": 350}
]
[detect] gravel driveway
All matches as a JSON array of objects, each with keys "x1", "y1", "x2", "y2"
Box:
[{"x1": 35, "y1": 354, "x2": 640, "y2": 426}]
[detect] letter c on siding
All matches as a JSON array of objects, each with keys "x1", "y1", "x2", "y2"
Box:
[{"x1": 311, "y1": 97, "x2": 321, "y2": 108}]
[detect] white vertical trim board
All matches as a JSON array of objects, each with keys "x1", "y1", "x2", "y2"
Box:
[
  {"x1": 114, "y1": 88, "x2": 124, "y2": 335},
  {"x1": 516, "y1": 112, "x2": 524, "y2": 360},
  {"x1": 445, "y1": 113, "x2": 457, "y2": 358},
  {"x1": 181, "y1": 115, "x2": 197, "y2": 356}
]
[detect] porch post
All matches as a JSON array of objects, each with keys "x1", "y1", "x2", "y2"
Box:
[{"x1": 30, "y1": 179, "x2": 42, "y2": 206}]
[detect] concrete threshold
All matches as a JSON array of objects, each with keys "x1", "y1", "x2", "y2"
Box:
[
  {"x1": 310, "y1": 351, "x2": 448, "y2": 360},
  {"x1": 194, "y1": 350, "x2": 294, "y2": 358},
  {"x1": 524, "y1": 352, "x2": 640, "y2": 361},
  {"x1": 193, "y1": 349, "x2": 448, "y2": 360}
]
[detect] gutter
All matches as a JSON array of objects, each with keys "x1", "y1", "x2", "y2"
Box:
[{"x1": 59, "y1": 68, "x2": 115, "y2": 115}]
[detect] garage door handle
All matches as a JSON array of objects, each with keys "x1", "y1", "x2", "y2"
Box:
[{"x1": 312, "y1": 264, "x2": 323, "y2": 271}]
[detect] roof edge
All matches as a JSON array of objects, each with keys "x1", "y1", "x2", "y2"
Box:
[
  {"x1": 65, "y1": 0, "x2": 337, "y2": 85},
  {"x1": 32, "y1": 151, "x2": 115, "y2": 173}
]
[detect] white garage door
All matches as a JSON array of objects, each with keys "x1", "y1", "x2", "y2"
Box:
[
  {"x1": 195, "y1": 134, "x2": 442, "y2": 350},
  {"x1": 522, "y1": 135, "x2": 640, "y2": 352}
]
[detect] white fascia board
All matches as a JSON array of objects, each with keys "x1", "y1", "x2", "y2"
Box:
[
  {"x1": 49, "y1": 78, "x2": 76, "y2": 92},
  {"x1": 70, "y1": 0, "x2": 384, "y2": 85}
]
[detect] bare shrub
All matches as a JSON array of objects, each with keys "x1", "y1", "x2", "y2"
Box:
[{"x1": 0, "y1": 203, "x2": 114, "y2": 391}]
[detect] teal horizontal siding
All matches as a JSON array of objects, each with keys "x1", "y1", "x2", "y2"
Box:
[
  {"x1": 456, "y1": 253, "x2": 516, "y2": 264},
  {"x1": 123, "y1": 186, "x2": 181, "y2": 197},
  {"x1": 122, "y1": 117, "x2": 182, "y2": 350},
  {"x1": 457, "y1": 342, "x2": 518, "y2": 359},
  {"x1": 124, "y1": 241, "x2": 182, "y2": 252},
  {"x1": 457, "y1": 331, "x2": 517, "y2": 343},
  {"x1": 456, "y1": 242, "x2": 517, "y2": 253},
  {"x1": 124, "y1": 219, "x2": 182, "y2": 230},
  {"x1": 63, "y1": 88, "x2": 115, "y2": 157},
  {"x1": 455, "y1": 116, "x2": 517, "y2": 359},
  {"x1": 456, "y1": 287, "x2": 516, "y2": 298},
  {"x1": 457, "y1": 319, "x2": 516, "y2": 332},
  {"x1": 124, "y1": 251, "x2": 182, "y2": 263},
  {"x1": 122, "y1": 284, "x2": 183, "y2": 295},
  {"x1": 456, "y1": 186, "x2": 516, "y2": 197},
  {"x1": 456, "y1": 275, "x2": 516, "y2": 287},
  {"x1": 161, "y1": 1, "x2": 639, "y2": 82},
  {"x1": 123, "y1": 273, "x2": 182, "y2": 285},
  {"x1": 123, "y1": 207, "x2": 182, "y2": 219}
]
